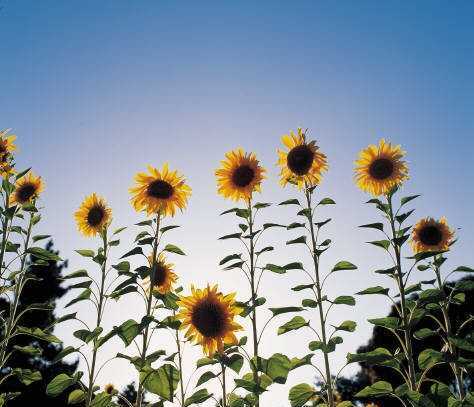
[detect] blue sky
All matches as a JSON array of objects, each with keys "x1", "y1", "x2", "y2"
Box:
[{"x1": 1, "y1": 1, "x2": 473, "y2": 405}]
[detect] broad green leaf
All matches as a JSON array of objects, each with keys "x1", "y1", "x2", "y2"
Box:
[
  {"x1": 331, "y1": 261, "x2": 357, "y2": 272},
  {"x1": 355, "y1": 381, "x2": 393, "y2": 397},
  {"x1": 277, "y1": 316, "x2": 308, "y2": 335},
  {"x1": 279, "y1": 199, "x2": 300, "y2": 206},
  {"x1": 46, "y1": 373, "x2": 77, "y2": 397},
  {"x1": 356, "y1": 286, "x2": 389, "y2": 296},
  {"x1": 12, "y1": 368, "x2": 42, "y2": 385},
  {"x1": 288, "y1": 383, "x2": 316, "y2": 407},
  {"x1": 184, "y1": 389, "x2": 212, "y2": 406},
  {"x1": 68, "y1": 389, "x2": 85, "y2": 404},
  {"x1": 75, "y1": 249, "x2": 95, "y2": 258},
  {"x1": 333, "y1": 296, "x2": 355, "y2": 306},
  {"x1": 196, "y1": 371, "x2": 216, "y2": 387},
  {"x1": 163, "y1": 244, "x2": 186, "y2": 255},
  {"x1": 368, "y1": 240, "x2": 391, "y2": 250},
  {"x1": 418, "y1": 349, "x2": 445, "y2": 370},
  {"x1": 270, "y1": 306, "x2": 304, "y2": 316},
  {"x1": 334, "y1": 320, "x2": 357, "y2": 332},
  {"x1": 359, "y1": 223, "x2": 384, "y2": 231},
  {"x1": 16, "y1": 326, "x2": 61, "y2": 343},
  {"x1": 347, "y1": 347, "x2": 393, "y2": 365},
  {"x1": 140, "y1": 364, "x2": 179, "y2": 401},
  {"x1": 368, "y1": 317, "x2": 400, "y2": 330},
  {"x1": 286, "y1": 236, "x2": 306, "y2": 245},
  {"x1": 318, "y1": 198, "x2": 335, "y2": 205}
]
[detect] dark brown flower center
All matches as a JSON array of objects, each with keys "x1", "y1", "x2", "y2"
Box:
[
  {"x1": 147, "y1": 180, "x2": 174, "y2": 199},
  {"x1": 16, "y1": 183, "x2": 36, "y2": 203},
  {"x1": 152, "y1": 263, "x2": 168, "y2": 286},
  {"x1": 369, "y1": 158, "x2": 394, "y2": 180},
  {"x1": 287, "y1": 145, "x2": 314, "y2": 175},
  {"x1": 232, "y1": 165, "x2": 255, "y2": 187},
  {"x1": 418, "y1": 225, "x2": 443, "y2": 246},
  {"x1": 191, "y1": 298, "x2": 226, "y2": 338},
  {"x1": 87, "y1": 205, "x2": 105, "y2": 227}
]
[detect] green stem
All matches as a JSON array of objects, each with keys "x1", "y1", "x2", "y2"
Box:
[
  {"x1": 434, "y1": 264, "x2": 465, "y2": 399},
  {"x1": 0, "y1": 191, "x2": 11, "y2": 280},
  {"x1": 305, "y1": 189, "x2": 334, "y2": 407},
  {"x1": 136, "y1": 213, "x2": 161, "y2": 407},
  {"x1": 221, "y1": 361, "x2": 227, "y2": 407},
  {"x1": 176, "y1": 326, "x2": 186, "y2": 407},
  {"x1": 387, "y1": 194, "x2": 416, "y2": 390},
  {"x1": 86, "y1": 232, "x2": 108, "y2": 407},
  {"x1": 0, "y1": 211, "x2": 33, "y2": 368},
  {"x1": 247, "y1": 199, "x2": 260, "y2": 406}
]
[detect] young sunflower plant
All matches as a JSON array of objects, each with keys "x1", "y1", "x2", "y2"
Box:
[
  {"x1": 45, "y1": 192, "x2": 129, "y2": 406},
  {"x1": 408, "y1": 217, "x2": 474, "y2": 405},
  {"x1": 216, "y1": 148, "x2": 301, "y2": 407},
  {"x1": 347, "y1": 139, "x2": 474, "y2": 406},
  {"x1": 275, "y1": 128, "x2": 358, "y2": 407},
  {"x1": 117, "y1": 163, "x2": 199, "y2": 407},
  {"x1": 0, "y1": 130, "x2": 61, "y2": 406}
]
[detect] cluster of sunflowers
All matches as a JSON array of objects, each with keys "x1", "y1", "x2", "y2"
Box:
[{"x1": 1, "y1": 128, "x2": 472, "y2": 407}]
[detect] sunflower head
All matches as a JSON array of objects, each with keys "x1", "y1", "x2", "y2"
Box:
[
  {"x1": 411, "y1": 217, "x2": 454, "y2": 254},
  {"x1": 0, "y1": 129, "x2": 16, "y2": 178},
  {"x1": 104, "y1": 383, "x2": 115, "y2": 395},
  {"x1": 11, "y1": 171, "x2": 44, "y2": 205},
  {"x1": 130, "y1": 164, "x2": 191, "y2": 217},
  {"x1": 142, "y1": 253, "x2": 177, "y2": 295},
  {"x1": 176, "y1": 285, "x2": 243, "y2": 356},
  {"x1": 74, "y1": 193, "x2": 112, "y2": 237},
  {"x1": 215, "y1": 148, "x2": 266, "y2": 202},
  {"x1": 277, "y1": 128, "x2": 328, "y2": 189},
  {"x1": 354, "y1": 139, "x2": 408, "y2": 196}
]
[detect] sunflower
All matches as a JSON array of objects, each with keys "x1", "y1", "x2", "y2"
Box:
[
  {"x1": 411, "y1": 217, "x2": 454, "y2": 254},
  {"x1": 215, "y1": 148, "x2": 266, "y2": 202},
  {"x1": 11, "y1": 171, "x2": 44, "y2": 205},
  {"x1": 176, "y1": 285, "x2": 243, "y2": 356},
  {"x1": 142, "y1": 253, "x2": 177, "y2": 295},
  {"x1": 277, "y1": 128, "x2": 328, "y2": 189},
  {"x1": 104, "y1": 383, "x2": 115, "y2": 395},
  {"x1": 130, "y1": 164, "x2": 191, "y2": 217},
  {"x1": 74, "y1": 193, "x2": 112, "y2": 237},
  {"x1": 0, "y1": 129, "x2": 17, "y2": 178},
  {"x1": 354, "y1": 139, "x2": 408, "y2": 196}
]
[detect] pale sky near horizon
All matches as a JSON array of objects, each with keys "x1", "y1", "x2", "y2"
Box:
[{"x1": 1, "y1": 1, "x2": 473, "y2": 405}]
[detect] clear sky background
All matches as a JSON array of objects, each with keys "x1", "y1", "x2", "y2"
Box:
[{"x1": 1, "y1": 1, "x2": 473, "y2": 405}]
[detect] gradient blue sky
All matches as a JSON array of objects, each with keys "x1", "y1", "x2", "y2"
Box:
[{"x1": 1, "y1": 1, "x2": 473, "y2": 405}]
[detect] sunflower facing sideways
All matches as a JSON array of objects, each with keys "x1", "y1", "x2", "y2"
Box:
[
  {"x1": 176, "y1": 285, "x2": 242, "y2": 356},
  {"x1": 130, "y1": 164, "x2": 191, "y2": 217},
  {"x1": 215, "y1": 148, "x2": 266, "y2": 202},
  {"x1": 142, "y1": 253, "x2": 177, "y2": 295},
  {"x1": 277, "y1": 128, "x2": 328, "y2": 189},
  {"x1": 74, "y1": 193, "x2": 112, "y2": 237},
  {"x1": 0, "y1": 129, "x2": 17, "y2": 177},
  {"x1": 411, "y1": 217, "x2": 454, "y2": 254},
  {"x1": 11, "y1": 171, "x2": 44, "y2": 205},
  {"x1": 355, "y1": 139, "x2": 408, "y2": 196}
]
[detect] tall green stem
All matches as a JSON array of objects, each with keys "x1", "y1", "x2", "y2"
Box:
[
  {"x1": 136, "y1": 213, "x2": 161, "y2": 407},
  {"x1": 176, "y1": 326, "x2": 186, "y2": 407},
  {"x1": 387, "y1": 195, "x2": 416, "y2": 390},
  {"x1": 0, "y1": 211, "x2": 33, "y2": 368},
  {"x1": 305, "y1": 189, "x2": 334, "y2": 407},
  {"x1": 434, "y1": 264, "x2": 465, "y2": 399},
  {"x1": 247, "y1": 200, "x2": 260, "y2": 406},
  {"x1": 0, "y1": 191, "x2": 12, "y2": 280},
  {"x1": 86, "y1": 232, "x2": 108, "y2": 407},
  {"x1": 221, "y1": 361, "x2": 227, "y2": 407}
]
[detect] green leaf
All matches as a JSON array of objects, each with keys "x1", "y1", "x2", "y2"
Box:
[
  {"x1": 355, "y1": 381, "x2": 393, "y2": 398},
  {"x1": 260, "y1": 353, "x2": 291, "y2": 384},
  {"x1": 270, "y1": 306, "x2": 304, "y2": 316},
  {"x1": 356, "y1": 286, "x2": 389, "y2": 296},
  {"x1": 368, "y1": 317, "x2": 400, "y2": 330},
  {"x1": 333, "y1": 296, "x2": 355, "y2": 306},
  {"x1": 67, "y1": 389, "x2": 85, "y2": 404},
  {"x1": 12, "y1": 368, "x2": 42, "y2": 385},
  {"x1": 265, "y1": 264, "x2": 286, "y2": 274},
  {"x1": 359, "y1": 223, "x2": 384, "y2": 231},
  {"x1": 347, "y1": 347, "x2": 393, "y2": 365},
  {"x1": 46, "y1": 373, "x2": 78, "y2": 397},
  {"x1": 73, "y1": 327, "x2": 103, "y2": 344},
  {"x1": 196, "y1": 371, "x2": 216, "y2": 387},
  {"x1": 289, "y1": 354, "x2": 313, "y2": 370},
  {"x1": 163, "y1": 244, "x2": 186, "y2": 255},
  {"x1": 418, "y1": 288, "x2": 444, "y2": 304},
  {"x1": 140, "y1": 364, "x2": 179, "y2": 401},
  {"x1": 160, "y1": 225, "x2": 180, "y2": 233},
  {"x1": 368, "y1": 240, "x2": 391, "y2": 250},
  {"x1": 288, "y1": 383, "x2": 316, "y2": 407},
  {"x1": 418, "y1": 349, "x2": 445, "y2": 370},
  {"x1": 114, "y1": 319, "x2": 142, "y2": 347},
  {"x1": 414, "y1": 328, "x2": 437, "y2": 340},
  {"x1": 32, "y1": 234, "x2": 51, "y2": 242},
  {"x1": 449, "y1": 334, "x2": 474, "y2": 352},
  {"x1": 65, "y1": 289, "x2": 91, "y2": 308},
  {"x1": 254, "y1": 202, "x2": 272, "y2": 209},
  {"x1": 287, "y1": 222, "x2": 305, "y2": 230},
  {"x1": 279, "y1": 199, "x2": 300, "y2": 206},
  {"x1": 286, "y1": 236, "x2": 306, "y2": 245},
  {"x1": 277, "y1": 316, "x2": 308, "y2": 335},
  {"x1": 302, "y1": 299, "x2": 318, "y2": 308},
  {"x1": 90, "y1": 392, "x2": 112, "y2": 407},
  {"x1": 13, "y1": 345, "x2": 42, "y2": 356},
  {"x1": 400, "y1": 195, "x2": 420, "y2": 206},
  {"x1": 454, "y1": 280, "x2": 474, "y2": 291},
  {"x1": 224, "y1": 354, "x2": 244, "y2": 374},
  {"x1": 28, "y1": 247, "x2": 61, "y2": 261},
  {"x1": 75, "y1": 249, "x2": 95, "y2": 258},
  {"x1": 263, "y1": 223, "x2": 285, "y2": 229},
  {"x1": 219, "y1": 233, "x2": 242, "y2": 240},
  {"x1": 453, "y1": 266, "x2": 474, "y2": 273},
  {"x1": 196, "y1": 357, "x2": 217, "y2": 368},
  {"x1": 16, "y1": 326, "x2": 61, "y2": 343},
  {"x1": 291, "y1": 284, "x2": 314, "y2": 292},
  {"x1": 219, "y1": 254, "x2": 242, "y2": 265},
  {"x1": 184, "y1": 389, "x2": 212, "y2": 406},
  {"x1": 62, "y1": 270, "x2": 88, "y2": 280},
  {"x1": 318, "y1": 198, "x2": 335, "y2": 205},
  {"x1": 120, "y1": 247, "x2": 144, "y2": 258},
  {"x1": 334, "y1": 320, "x2": 357, "y2": 332},
  {"x1": 331, "y1": 261, "x2": 357, "y2": 272}
]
